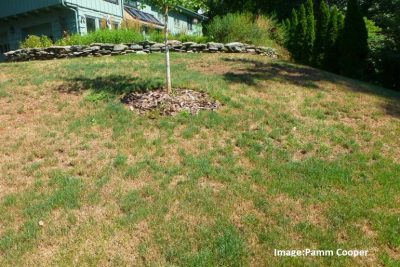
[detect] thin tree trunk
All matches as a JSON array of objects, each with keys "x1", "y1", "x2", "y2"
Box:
[{"x1": 164, "y1": 5, "x2": 172, "y2": 94}]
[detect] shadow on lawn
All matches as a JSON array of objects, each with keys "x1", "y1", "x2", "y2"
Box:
[
  {"x1": 222, "y1": 57, "x2": 400, "y2": 118},
  {"x1": 222, "y1": 57, "x2": 325, "y2": 89},
  {"x1": 56, "y1": 75, "x2": 163, "y2": 95}
]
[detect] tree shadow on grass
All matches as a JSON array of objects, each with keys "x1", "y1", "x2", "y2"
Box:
[
  {"x1": 56, "y1": 75, "x2": 163, "y2": 96},
  {"x1": 221, "y1": 57, "x2": 400, "y2": 118},
  {"x1": 222, "y1": 57, "x2": 324, "y2": 89}
]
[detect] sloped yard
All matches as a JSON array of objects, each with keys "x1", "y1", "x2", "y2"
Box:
[{"x1": 0, "y1": 53, "x2": 399, "y2": 266}]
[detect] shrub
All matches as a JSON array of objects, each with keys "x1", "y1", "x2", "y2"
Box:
[
  {"x1": 20, "y1": 35, "x2": 53, "y2": 49},
  {"x1": 56, "y1": 29, "x2": 143, "y2": 46},
  {"x1": 173, "y1": 33, "x2": 209, "y2": 44},
  {"x1": 54, "y1": 28, "x2": 207, "y2": 46},
  {"x1": 206, "y1": 12, "x2": 281, "y2": 46}
]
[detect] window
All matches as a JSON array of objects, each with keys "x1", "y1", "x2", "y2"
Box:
[
  {"x1": 104, "y1": 0, "x2": 118, "y2": 4},
  {"x1": 187, "y1": 17, "x2": 193, "y2": 31},
  {"x1": 125, "y1": 0, "x2": 137, "y2": 7},
  {"x1": 86, "y1": 17, "x2": 96, "y2": 32}
]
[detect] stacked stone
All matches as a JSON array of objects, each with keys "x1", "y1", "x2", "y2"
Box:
[{"x1": 3, "y1": 41, "x2": 278, "y2": 62}]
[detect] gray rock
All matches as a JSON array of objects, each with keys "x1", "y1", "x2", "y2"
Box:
[
  {"x1": 190, "y1": 44, "x2": 207, "y2": 49},
  {"x1": 225, "y1": 42, "x2": 244, "y2": 47},
  {"x1": 101, "y1": 43, "x2": 115, "y2": 50},
  {"x1": 130, "y1": 44, "x2": 143, "y2": 50},
  {"x1": 113, "y1": 44, "x2": 128, "y2": 51},
  {"x1": 100, "y1": 50, "x2": 112, "y2": 55},
  {"x1": 225, "y1": 42, "x2": 246, "y2": 53},
  {"x1": 182, "y1": 42, "x2": 197, "y2": 47},
  {"x1": 139, "y1": 40, "x2": 156, "y2": 46},
  {"x1": 151, "y1": 43, "x2": 165, "y2": 49},
  {"x1": 4, "y1": 51, "x2": 15, "y2": 56},
  {"x1": 245, "y1": 45, "x2": 256, "y2": 49},
  {"x1": 207, "y1": 42, "x2": 224, "y2": 50},
  {"x1": 136, "y1": 51, "x2": 148, "y2": 55},
  {"x1": 89, "y1": 45, "x2": 101, "y2": 49},
  {"x1": 71, "y1": 45, "x2": 85, "y2": 51},
  {"x1": 167, "y1": 40, "x2": 182, "y2": 46}
]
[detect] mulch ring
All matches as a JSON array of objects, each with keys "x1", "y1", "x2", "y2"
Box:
[{"x1": 121, "y1": 89, "x2": 220, "y2": 116}]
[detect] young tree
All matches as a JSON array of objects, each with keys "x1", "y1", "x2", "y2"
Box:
[
  {"x1": 313, "y1": 0, "x2": 330, "y2": 66},
  {"x1": 305, "y1": 0, "x2": 316, "y2": 64},
  {"x1": 338, "y1": 0, "x2": 369, "y2": 78},
  {"x1": 144, "y1": 0, "x2": 206, "y2": 93}
]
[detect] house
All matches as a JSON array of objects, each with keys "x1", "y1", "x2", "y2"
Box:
[
  {"x1": 124, "y1": 1, "x2": 206, "y2": 36},
  {"x1": 0, "y1": 0, "x2": 125, "y2": 54},
  {"x1": 0, "y1": 0, "x2": 206, "y2": 56}
]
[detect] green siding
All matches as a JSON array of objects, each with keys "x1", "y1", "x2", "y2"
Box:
[
  {"x1": 0, "y1": 0, "x2": 62, "y2": 18},
  {"x1": 65, "y1": 0, "x2": 123, "y2": 17}
]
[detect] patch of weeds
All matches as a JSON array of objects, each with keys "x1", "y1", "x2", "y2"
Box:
[
  {"x1": 250, "y1": 169, "x2": 264, "y2": 184},
  {"x1": 114, "y1": 153, "x2": 128, "y2": 169},
  {"x1": 84, "y1": 90, "x2": 113, "y2": 102},
  {"x1": 118, "y1": 190, "x2": 150, "y2": 225},
  {"x1": 180, "y1": 152, "x2": 213, "y2": 180},
  {"x1": 2, "y1": 194, "x2": 17, "y2": 207},
  {"x1": 0, "y1": 88, "x2": 10, "y2": 98},
  {"x1": 95, "y1": 176, "x2": 110, "y2": 188},
  {"x1": 380, "y1": 215, "x2": 400, "y2": 248},
  {"x1": 213, "y1": 225, "x2": 248, "y2": 267},
  {"x1": 24, "y1": 162, "x2": 41, "y2": 176},
  {"x1": 124, "y1": 162, "x2": 146, "y2": 179},
  {"x1": 182, "y1": 125, "x2": 200, "y2": 139}
]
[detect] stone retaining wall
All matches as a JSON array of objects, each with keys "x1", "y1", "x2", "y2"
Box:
[{"x1": 3, "y1": 41, "x2": 278, "y2": 62}]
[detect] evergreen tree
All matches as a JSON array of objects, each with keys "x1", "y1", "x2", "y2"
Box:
[
  {"x1": 296, "y1": 4, "x2": 308, "y2": 62},
  {"x1": 313, "y1": 0, "x2": 330, "y2": 66},
  {"x1": 338, "y1": 0, "x2": 369, "y2": 78},
  {"x1": 283, "y1": 18, "x2": 291, "y2": 47},
  {"x1": 338, "y1": 12, "x2": 345, "y2": 32},
  {"x1": 323, "y1": 6, "x2": 340, "y2": 72},
  {"x1": 288, "y1": 9, "x2": 299, "y2": 58},
  {"x1": 304, "y1": 0, "x2": 316, "y2": 64}
]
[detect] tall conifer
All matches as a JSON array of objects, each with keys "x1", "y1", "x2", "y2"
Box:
[
  {"x1": 304, "y1": 0, "x2": 316, "y2": 64},
  {"x1": 289, "y1": 9, "x2": 299, "y2": 58},
  {"x1": 313, "y1": 0, "x2": 330, "y2": 66},
  {"x1": 323, "y1": 6, "x2": 340, "y2": 71},
  {"x1": 297, "y1": 4, "x2": 308, "y2": 62},
  {"x1": 339, "y1": 0, "x2": 369, "y2": 78}
]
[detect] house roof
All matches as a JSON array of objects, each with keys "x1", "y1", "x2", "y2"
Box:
[
  {"x1": 176, "y1": 6, "x2": 207, "y2": 20},
  {"x1": 124, "y1": 6, "x2": 163, "y2": 26}
]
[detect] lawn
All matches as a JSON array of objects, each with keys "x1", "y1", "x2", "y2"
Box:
[{"x1": 0, "y1": 53, "x2": 399, "y2": 266}]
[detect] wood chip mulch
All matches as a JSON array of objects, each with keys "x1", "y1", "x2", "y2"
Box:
[{"x1": 121, "y1": 89, "x2": 220, "y2": 116}]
